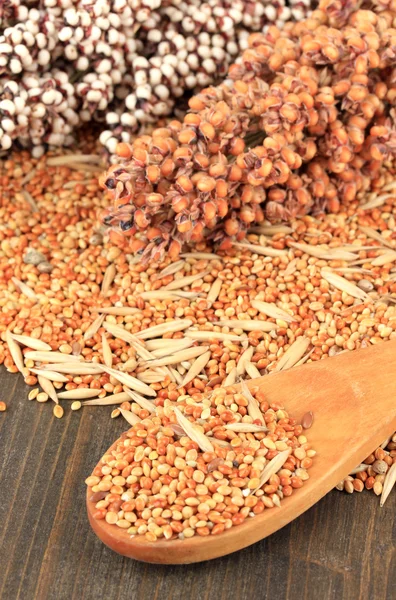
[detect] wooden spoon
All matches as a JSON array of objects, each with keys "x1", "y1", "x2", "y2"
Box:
[{"x1": 87, "y1": 341, "x2": 396, "y2": 564}]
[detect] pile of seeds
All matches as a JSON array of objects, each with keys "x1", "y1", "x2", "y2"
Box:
[
  {"x1": 337, "y1": 435, "x2": 396, "y2": 506},
  {"x1": 0, "y1": 0, "x2": 317, "y2": 156},
  {"x1": 101, "y1": 2, "x2": 396, "y2": 260},
  {"x1": 0, "y1": 141, "x2": 395, "y2": 505},
  {"x1": 86, "y1": 386, "x2": 315, "y2": 541}
]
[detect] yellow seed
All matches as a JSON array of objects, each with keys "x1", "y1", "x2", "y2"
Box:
[
  {"x1": 0, "y1": 401, "x2": 6, "y2": 412},
  {"x1": 71, "y1": 401, "x2": 81, "y2": 411},
  {"x1": 53, "y1": 405, "x2": 64, "y2": 418},
  {"x1": 36, "y1": 392, "x2": 49, "y2": 403},
  {"x1": 248, "y1": 478, "x2": 261, "y2": 489},
  {"x1": 59, "y1": 344, "x2": 72, "y2": 354},
  {"x1": 263, "y1": 438, "x2": 276, "y2": 450},
  {"x1": 373, "y1": 481, "x2": 383, "y2": 496},
  {"x1": 28, "y1": 388, "x2": 39, "y2": 401}
]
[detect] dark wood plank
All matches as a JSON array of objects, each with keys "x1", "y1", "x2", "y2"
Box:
[{"x1": 0, "y1": 368, "x2": 394, "y2": 600}]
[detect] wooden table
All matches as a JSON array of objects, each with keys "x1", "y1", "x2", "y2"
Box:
[{"x1": 0, "y1": 369, "x2": 394, "y2": 600}]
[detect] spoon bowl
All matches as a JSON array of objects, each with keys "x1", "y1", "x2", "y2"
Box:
[{"x1": 87, "y1": 341, "x2": 396, "y2": 563}]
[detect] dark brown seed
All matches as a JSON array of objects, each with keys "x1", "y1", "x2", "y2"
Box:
[
  {"x1": 90, "y1": 491, "x2": 108, "y2": 503},
  {"x1": 169, "y1": 424, "x2": 185, "y2": 437},
  {"x1": 72, "y1": 342, "x2": 82, "y2": 355},
  {"x1": 301, "y1": 411, "x2": 314, "y2": 429},
  {"x1": 207, "y1": 458, "x2": 225, "y2": 473},
  {"x1": 207, "y1": 376, "x2": 223, "y2": 387}
]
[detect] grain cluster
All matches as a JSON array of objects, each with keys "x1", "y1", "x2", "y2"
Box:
[
  {"x1": 0, "y1": 0, "x2": 315, "y2": 155},
  {"x1": 0, "y1": 139, "x2": 395, "y2": 504},
  {"x1": 101, "y1": 2, "x2": 396, "y2": 260}
]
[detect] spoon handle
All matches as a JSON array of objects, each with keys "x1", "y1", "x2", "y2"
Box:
[{"x1": 248, "y1": 340, "x2": 396, "y2": 478}]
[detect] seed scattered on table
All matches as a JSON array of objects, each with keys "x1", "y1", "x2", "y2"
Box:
[
  {"x1": 36, "y1": 393, "x2": 49, "y2": 403},
  {"x1": 0, "y1": 140, "x2": 395, "y2": 506},
  {"x1": 53, "y1": 405, "x2": 64, "y2": 419}
]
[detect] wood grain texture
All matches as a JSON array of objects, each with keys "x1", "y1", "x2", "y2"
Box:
[{"x1": 0, "y1": 367, "x2": 395, "y2": 600}]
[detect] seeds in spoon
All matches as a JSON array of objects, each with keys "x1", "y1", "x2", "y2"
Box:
[
  {"x1": 240, "y1": 380, "x2": 264, "y2": 424},
  {"x1": 87, "y1": 387, "x2": 314, "y2": 541},
  {"x1": 248, "y1": 450, "x2": 291, "y2": 496},
  {"x1": 174, "y1": 407, "x2": 214, "y2": 453}
]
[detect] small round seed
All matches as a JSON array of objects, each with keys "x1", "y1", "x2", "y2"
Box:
[
  {"x1": 53, "y1": 405, "x2": 64, "y2": 419},
  {"x1": 28, "y1": 388, "x2": 39, "y2": 401},
  {"x1": 36, "y1": 392, "x2": 49, "y2": 403}
]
